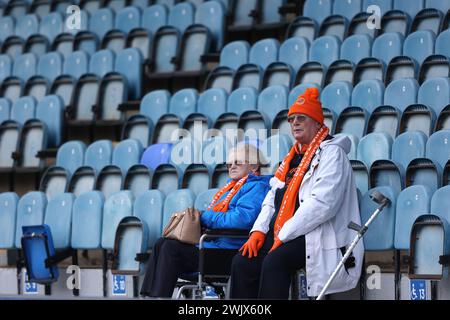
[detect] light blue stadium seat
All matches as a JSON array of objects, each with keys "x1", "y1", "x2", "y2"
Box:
[
  {"x1": 84, "y1": 140, "x2": 113, "y2": 173},
  {"x1": 101, "y1": 190, "x2": 134, "y2": 249},
  {"x1": 219, "y1": 41, "x2": 250, "y2": 70},
  {"x1": 168, "y1": 2, "x2": 194, "y2": 33},
  {"x1": 0, "y1": 98, "x2": 11, "y2": 123},
  {"x1": 333, "y1": 0, "x2": 363, "y2": 21},
  {"x1": 403, "y1": 30, "x2": 435, "y2": 65},
  {"x1": 288, "y1": 83, "x2": 322, "y2": 106},
  {"x1": 104, "y1": 0, "x2": 128, "y2": 12},
  {"x1": 152, "y1": 163, "x2": 182, "y2": 196},
  {"x1": 406, "y1": 158, "x2": 441, "y2": 192},
  {"x1": 39, "y1": 12, "x2": 63, "y2": 43},
  {"x1": 0, "y1": 54, "x2": 12, "y2": 82},
  {"x1": 249, "y1": 38, "x2": 280, "y2": 70},
  {"x1": 197, "y1": 88, "x2": 227, "y2": 123},
  {"x1": 112, "y1": 139, "x2": 143, "y2": 174},
  {"x1": 426, "y1": 129, "x2": 450, "y2": 169},
  {"x1": 71, "y1": 191, "x2": 104, "y2": 249},
  {"x1": 261, "y1": 134, "x2": 293, "y2": 174},
  {"x1": 89, "y1": 49, "x2": 115, "y2": 78},
  {"x1": 357, "y1": 132, "x2": 393, "y2": 168},
  {"x1": 10, "y1": 96, "x2": 36, "y2": 126},
  {"x1": 15, "y1": 14, "x2": 39, "y2": 40},
  {"x1": 43, "y1": 193, "x2": 74, "y2": 249},
  {"x1": 13, "y1": 53, "x2": 38, "y2": 82},
  {"x1": 0, "y1": 16, "x2": 15, "y2": 42},
  {"x1": 257, "y1": 85, "x2": 288, "y2": 122},
  {"x1": 227, "y1": 87, "x2": 258, "y2": 116},
  {"x1": 363, "y1": 0, "x2": 393, "y2": 17},
  {"x1": 321, "y1": 81, "x2": 352, "y2": 115},
  {"x1": 182, "y1": 163, "x2": 210, "y2": 196},
  {"x1": 63, "y1": 51, "x2": 89, "y2": 79},
  {"x1": 139, "y1": 90, "x2": 171, "y2": 124},
  {"x1": 392, "y1": 131, "x2": 427, "y2": 171},
  {"x1": 35, "y1": 95, "x2": 64, "y2": 147},
  {"x1": 371, "y1": 32, "x2": 404, "y2": 66},
  {"x1": 384, "y1": 78, "x2": 419, "y2": 111},
  {"x1": 133, "y1": 190, "x2": 165, "y2": 248},
  {"x1": 335, "y1": 107, "x2": 368, "y2": 139},
  {"x1": 74, "y1": 31, "x2": 99, "y2": 57},
  {"x1": 170, "y1": 137, "x2": 201, "y2": 171},
  {"x1": 394, "y1": 0, "x2": 424, "y2": 19},
  {"x1": 340, "y1": 34, "x2": 372, "y2": 66},
  {"x1": 309, "y1": 35, "x2": 341, "y2": 68},
  {"x1": 360, "y1": 186, "x2": 397, "y2": 250},
  {"x1": 89, "y1": 8, "x2": 115, "y2": 40},
  {"x1": 195, "y1": 0, "x2": 226, "y2": 51},
  {"x1": 123, "y1": 164, "x2": 151, "y2": 196},
  {"x1": 96, "y1": 165, "x2": 124, "y2": 199},
  {"x1": 122, "y1": 114, "x2": 153, "y2": 148},
  {"x1": 259, "y1": 0, "x2": 286, "y2": 24},
  {"x1": 304, "y1": 0, "x2": 333, "y2": 25},
  {"x1": 418, "y1": 78, "x2": 450, "y2": 115},
  {"x1": 230, "y1": 0, "x2": 257, "y2": 27},
  {"x1": 279, "y1": 37, "x2": 309, "y2": 73},
  {"x1": 351, "y1": 80, "x2": 384, "y2": 114},
  {"x1": 115, "y1": 48, "x2": 143, "y2": 100},
  {"x1": 202, "y1": 136, "x2": 231, "y2": 171},
  {"x1": 162, "y1": 189, "x2": 195, "y2": 233},
  {"x1": 394, "y1": 185, "x2": 432, "y2": 250},
  {"x1": 37, "y1": 52, "x2": 63, "y2": 83},
  {"x1": 142, "y1": 4, "x2": 168, "y2": 34},
  {"x1": 168, "y1": 88, "x2": 198, "y2": 122},
  {"x1": 194, "y1": 188, "x2": 219, "y2": 212},
  {"x1": 39, "y1": 166, "x2": 69, "y2": 201},
  {"x1": 152, "y1": 26, "x2": 181, "y2": 72},
  {"x1": 435, "y1": 29, "x2": 450, "y2": 59},
  {"x1": 0, "y1": 192, "x2": 19, "y2": 249},
  {"x1": 56, "y1": 140, "x2": 86, "y2": 176},
  {"x1": 115, "y1": 6, "x2": 141, "y2": 34},
  {"x1": 15, "y1": 191, "x2": 47, "y2": 248},
  {"x1": 0, "y1": 121, "x2": 20, "y2": 168}
]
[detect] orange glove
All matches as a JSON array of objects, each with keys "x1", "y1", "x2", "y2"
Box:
[
  {"x1": 269, "y1": 236, "x2": 283, "y2": 253},
  {"x1": 239, "y1": 231, "x2": 266, "y2": 258}
]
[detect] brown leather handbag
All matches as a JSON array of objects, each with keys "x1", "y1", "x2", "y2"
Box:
[{"x1": 162, "y1": 208, "x2": 201, "y2": 245}]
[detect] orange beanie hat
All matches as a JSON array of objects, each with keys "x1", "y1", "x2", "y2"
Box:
[{"x1": 288, "y1": 87, "x2": 324, "y2": 124}]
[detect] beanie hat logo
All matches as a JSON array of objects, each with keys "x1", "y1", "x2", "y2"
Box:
[{"x1": 297, "y1": 97, "x2": 305, "y2": 105}]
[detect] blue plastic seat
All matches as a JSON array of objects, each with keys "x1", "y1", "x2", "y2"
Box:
[
  {"x1": 142, "y1": 4, "x2": 168, "y2": 34},
  {"x1": 139, "y1": 90, "x2": 171, "y2": 124},
  {"x1": 89, "y1": 8, "x2": 115, "y2": 40},
  {"x1": 67, "y1": 166, "x2": 95, "y2": 197},
  {"x1": 168, "y1": 2, "x2": 194, "y2": 33},
  {"x1": 257, "y1": 85, "x2": 288, "y2": 122},
  {"x1": 426, "y1": 129, "x2": 450, "y2": 169},
  {"x1": 279, "y1": 37, "x2": 309, "y2": 73},
  {"x1": 122, "y1": 114, "x2": 153, "y2": 148},
  {"x1": 194, "y1": 188, "x2": 219, "y2": 212},
  {"x1": 112, "y1": 139, "x2": 143, "y2": 174},
  {"x1": 384, "y1": 78, "x2": 419, "y2": 111},
  {"x1": 371, "y1": 32, "x2": 404, "y2": 66},
  {"x1": 84, "y1": 140, "x2": 113, "y2": 173},
  {"x1": 71, "y1": 191, "x2": 104, "y2": 249},
  {"x1": 304, "y1": 0, "x2": 333, "y2": 25},
  {"x1": 340, "y1": 34, "x2": 372, "y2": 66},
  {"x1": 360, "y1": 186, "x2": 397, "y2": 250},
  {"x1": 0, "y1": 98, "x2": 11, "y2": 123},
  {"x1": 202, "y1": 136, "x2": 231, "y2": 171},
  {"x1": 418, "y1": 78, "x2": 450, "y2": 115},
  {"x1": 63, "y1": 51, "x2": 89, "y2": 79},
  {"x1": 37, "y1": 52, "x2": 63, "y2": 83},
  {"x1": 351, "y1": 80, "x2": 385, "y2": 113},
  {"x1": 115, "y1": 6, "x2": 141, "y2": 34},
  {"x1": 168, "y1": 88, "x2": 198, "y2": 122},
  {"x1": 394, "y1": 185, "x2": 432, "y2": 250},
  {"x1": 152, "y1": 163, "x2": 182, "y2": 196},
  {"x1": 39, "y1": 12, "x2": 63, "y2": 43},
  {"x1": 89, "y1": 49, "x2": 115, "y2": 78},
  {"x1": 43, "y1": 193, "x2": 74, "y2": 249},
  {"x1": 363, "y1": 0, "x2": 393, "y2": 17},
  {"x1": 197, "y1": 88, "x2": 227, "y2": 123},
  {"x1": 152, "y1": 26, "x2": 180, "y2": 73},
  {"x1": 11, "y1": 96, "x2": 36, "y2": 126},
  {"x1": 435, "y1": 29, "x2": 450, "y2": 59},
  {"x1": 333, "y1": 0, "x2": 363, "y2": 21},
  {"x1": 161, "y1": 189, "x2": 195, "y2": 232},
  {"x1": 0, "y1": 54, "x2": 12, "y2": 82},
  {"x1": 176, "y1": 24, "x2": 212, "y2": 72},
  {"x1": 115, "y1": 48, "x2": 143, "y2": 100},
  {"x1": 321, "y1": 81, "x2": 353, "y2": 115},
  {"x1": 288, "y1": 83, "x2": 322, "y2": 106},
  {"x1": 392, "y1": 131, "x2": 427, "y2": 171},
  {"x1": 357, "y1": 132, "x2": 393, "y2": 168},
  {"x1": 133, "y1": 190, "x2": 165, "y2": 248},
  {"x1": 195, "y1": 0, "x2": 226, "y2": 51},
  {"x1": 56, "y1": 140, "x2": 86, "y2": 176},
  {"x1": 170, "y1": 137, "x2": 201, "y2": 171},
  {"x1": 15, "y1": 14, "x2": 39, "y2": 40},
  {"x1": 403, "y1": 30, "x2": 435, "y2": 65},
  {"x1": 227, "y1": 87, "x2": 258, "y2": 116},
  {"x1": 394, "y1": 0, "x2": 424, "y2": 19},
  {"x1": 431, "y1": 186, "x2": 450, "y2": 221},
  {"x1": 219, "y1": 41, "x2": 250, "y2": 70},
  {"x1": 0, "y1": 192, "x2": 19, "y2": 249},
  {"x1": 0, "y1": 121, "x2": 20, "y2": 168},
  {"x1": 261, "y1": 134, "x2": 293, "y2": 174},
  {"x1": 35, "y1": 95, "x2": 64, "y2": 147},
  {"x1": 15, "y1": 192, "x2": 47, "y2": 248},
  {"x1": 13, "y1": 53, "x2": 38, "y2": 82},
  {"x1": 0, "y1": 16, "x2": 15, "y2": 42},
  {"x1": 182, "y1": 163, "x2": 210, "y2": 196},
  {"x1": 406, "y1": 158, "x2": 441, "y2": 192},
  {"x1": 249, "y1": 38, "x2": 280, "y2": 70},
  {"x1": 101, "y1": 190, "x2": 134, "y2": 249},
  {"x1": 309, "y1": 35, "x2": 341, "y2": 68}
]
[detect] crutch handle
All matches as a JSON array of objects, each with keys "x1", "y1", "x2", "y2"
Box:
[{"x1": 370, "y1": 191, "x2": 391, "y2": 206}]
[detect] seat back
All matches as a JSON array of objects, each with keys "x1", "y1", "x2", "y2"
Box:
[
  {"x1": 15, "y1": 191, "x2": 47, "y2": 248},
  {"x1": 85, "y1": 140, "x2": 113, "y2": 173},
  {"x1": 89, "y1": 49, "x2": 115, "y2": 78},
  {"x1": 168, "y1": 2, "x2": 195, "y2": 32},
  {"x1": 249, "y1": 38, "x2": 279, "y2": 70},
  {"x1": 357, "y1": 132, "x2": 393, "y2": 168},
  {"x1": 37, "y1": 52, "x2": 63, "y2": 83},
  {"x1": 44, "y1": 193, "x2": 74, "y2": 249},
  {"x1": 89, "y1": 8, "x2": 114, "y2": 39},
  {"x1": 309, "y1": 35, "x2": 341, "y2": 68},
  {"x1": 115, "y1": 48, "x2": 142, "y2": 100},
  {"x1": 162, "y1": 189, "x2": 195, "y2": 233},
  {"x1": 35, "y1": 95, "x2": 64, "y2": 147},
  {"x1": 133, "y1": 190, "x2": 165, "y2": 248},
  {"x1": 142, "y1": 4, "x2": 168, "y2": 34},
  {"x1": 140, "y1": 90, "x2": 171, "y2": 124},
  {"x1": 195, "y1": 1, "x2": 225, "y2": 51},
  {"x1": 115, "y1": 6, "x2": 141, "y2": 33},
  {"x1": 220, "y1": 41, "x2": 250, "y2": 70},
  {"x1": 0, "y1": 192, "x2": 19, "y2": 249}
]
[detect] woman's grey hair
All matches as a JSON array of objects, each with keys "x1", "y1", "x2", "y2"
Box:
[{"x1": 227, "y1": 143, "x2": 266, "y2": 173}]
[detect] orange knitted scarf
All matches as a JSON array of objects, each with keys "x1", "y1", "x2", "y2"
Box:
[{"x1": 207, "y1": 175, "x2": 249, "y2": 212}]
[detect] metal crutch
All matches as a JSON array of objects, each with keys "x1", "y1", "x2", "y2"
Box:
[{"x1": 316, "y1": 191, "x2": 391, "y2": 300}]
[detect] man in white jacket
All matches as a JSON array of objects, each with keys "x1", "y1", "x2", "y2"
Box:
[{"x1": 230, "y1": 88, "x2": 364, "y2": 299}]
